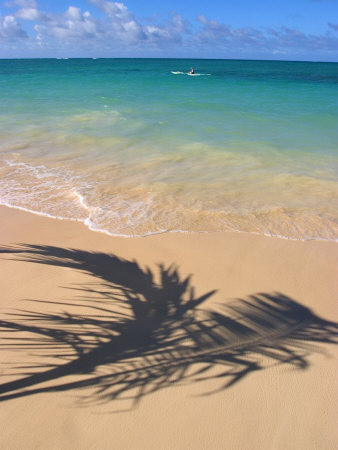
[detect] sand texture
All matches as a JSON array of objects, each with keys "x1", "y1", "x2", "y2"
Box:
[{"x1": 0, "y1": 205, "x2": 337, "y2": 449}]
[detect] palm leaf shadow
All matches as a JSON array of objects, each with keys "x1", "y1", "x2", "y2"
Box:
[{"x1": 0, "y1": 244, "x2": 337, "y2": 409}]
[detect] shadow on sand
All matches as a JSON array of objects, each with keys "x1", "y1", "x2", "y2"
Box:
[{"x1": 0, "y1": 244, "x2": 337, "y2": 409}]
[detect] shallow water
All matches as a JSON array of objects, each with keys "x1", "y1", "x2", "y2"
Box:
[{"x1": 0, "y1": 58, "x2": 337, "y2": 239}]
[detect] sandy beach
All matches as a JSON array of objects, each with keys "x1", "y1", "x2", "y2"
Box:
[{"x1": 0, "y1": 204, "x2": 337, "y2": 449}]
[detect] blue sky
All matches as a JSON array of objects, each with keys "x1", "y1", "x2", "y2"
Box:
[{"x1": 0, "y1": 0, "x2": 337, "y2": 60}]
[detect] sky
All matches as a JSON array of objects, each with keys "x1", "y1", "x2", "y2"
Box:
[{"x1": 0, "y1": 0, "x2": 337, "y2": 60}]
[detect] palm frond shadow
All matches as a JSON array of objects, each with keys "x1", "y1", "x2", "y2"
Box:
[{"x1": 0, "y1": 244, "x2": 337, "y2": 409}]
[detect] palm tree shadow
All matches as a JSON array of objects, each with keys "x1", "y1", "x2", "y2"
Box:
[{"x1": 0, "y1": 244, "x2": 337, "y2": 410}]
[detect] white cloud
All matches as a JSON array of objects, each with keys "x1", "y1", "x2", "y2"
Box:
[
  {"x1": 328, "y1": 22, "x2": 338, "y2": 31},
  {"x1": 16, "y1": 7, "x2": 51, "y2": 21},
  {"x1": 16, "y1": 8, "x2": 39, "y2": 20},
  {"x1": 10, "y1": 1, "x2": 187, "y2": 48},
  {"x1": 65, "y1": 6, "x2": 82, "y2": 22},
  {"x1": 195, "y1": 16, "x2": 266, "y2": 49},
  {"x1": 1, "y1": 1, "x2": 337, "y2": 59},
  {"x1": 0, "y1": 15, "x2": 27, "y2": 38},
  {"x1": 5, "y1": 0, "x2": 37, "y2": 7},
  {"x1": 34, "y1": 8, "x2": 100, "y2": 42},
  {"x1": 194, "y1": 15, "x2": 338, "y2": 55},
  {"x1": 87, "y1": 1, "x2": 147, "y2": 42},
  {"x1": 89, "y1": 0, "x2": 131, "y2": 20},
  {"x1": 145, "y1": 13, "x2": 186, "y2": 43}
]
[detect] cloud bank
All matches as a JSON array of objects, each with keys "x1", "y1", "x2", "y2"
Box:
[{"x1": 1, "y1": 0, "x2": 337, "y2": 60}]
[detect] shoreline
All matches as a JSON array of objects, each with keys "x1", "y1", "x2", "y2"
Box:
[
  {"x1": 2, "y1": 203, "x2": 338, "y2": 243},
  {"x1": 0, "y1": 204, "x2": 337, "y2": 449}
]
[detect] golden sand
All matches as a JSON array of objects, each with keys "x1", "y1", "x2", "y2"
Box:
[{"x1": 0, "y1": 205, "x2": 337, "y2": 449}]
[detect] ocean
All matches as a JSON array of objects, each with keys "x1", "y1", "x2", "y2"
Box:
[{"x1": 0, "y1": 58, "x2": 337, "y2": 240}]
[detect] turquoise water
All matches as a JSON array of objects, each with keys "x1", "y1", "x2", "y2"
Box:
[{"x1": 0, "y1": 58, "x2": 337, "y2": 239}]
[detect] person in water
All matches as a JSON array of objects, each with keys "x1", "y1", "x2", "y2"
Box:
[{"x1": 188, "y1": 67, "x2": 195, "y2": 74}]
